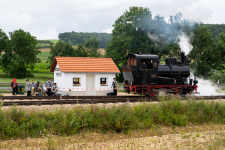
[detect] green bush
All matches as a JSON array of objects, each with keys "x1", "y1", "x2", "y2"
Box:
[{"x1": 1, "y1": 98, "x2": 225, "y2": 139}]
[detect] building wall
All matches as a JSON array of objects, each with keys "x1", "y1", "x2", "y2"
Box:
[
  {"x1": 54, "y1": 68, "x2": 116, "y2": 95},
  {"x1": 94, "y1": 73, "x2": 115, "y2": 89},
  {"x1": 54, "y1": 63, "x2": 64, "y2": 89},
  {"x1": 63, "y1": 72, "x2": 86, "y2": 91}
]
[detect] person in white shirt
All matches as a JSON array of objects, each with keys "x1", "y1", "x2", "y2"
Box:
[{"x1": 111, "y1": 78, "x2": 118, "y2": 95}]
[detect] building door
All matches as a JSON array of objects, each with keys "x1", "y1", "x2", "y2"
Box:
[{"x1": 86, "y1": 75, "x2": 95, "y2": 95}]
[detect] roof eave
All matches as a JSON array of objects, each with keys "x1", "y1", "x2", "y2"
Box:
[{"x1": 50, "y1": 57, "x2": 57, "y2": 72}]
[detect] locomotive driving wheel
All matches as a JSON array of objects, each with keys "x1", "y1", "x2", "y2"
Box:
[
  {"x1": 149, "y1": 89, "x2": 157, "y2": 96},
  {"x1": 150, "y1": 91, "x2": 157, "y2": 96}
]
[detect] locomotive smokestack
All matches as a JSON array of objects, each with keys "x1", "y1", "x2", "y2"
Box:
[{"x1": 181, "y1": 52, "x2": 186, "y2": 65}]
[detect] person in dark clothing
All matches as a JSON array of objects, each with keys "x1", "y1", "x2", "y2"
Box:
[
  {"x1": 141, "y1": 62, "x2": 148, "y2": 69},
  {"x1": 33, "y1": 81, "x2": 40, "y2": 96},
  {"x1": 111, "y1": 78, "x2": 118, "y2": 95},
  {"x1": 11, "y1": 78, "x2": 18, "y2": 95},
  {"x1": 45, "y1": 78, "x2": 53, "y2": 96}
]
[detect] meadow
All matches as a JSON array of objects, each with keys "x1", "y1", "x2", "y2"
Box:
[{"x1": 1, "y1": 97, "x2": 225, "y2": 140}]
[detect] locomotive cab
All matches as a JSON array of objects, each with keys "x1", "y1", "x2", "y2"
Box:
[{"x1": 122, "y1": 53, "x2": 159, "y2": 87}]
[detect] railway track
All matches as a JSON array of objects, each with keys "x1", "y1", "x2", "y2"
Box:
[{"x1": 0, "y1": 95, "x2": 225, "y2": 106}]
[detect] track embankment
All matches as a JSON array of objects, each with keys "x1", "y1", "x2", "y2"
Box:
[{"x1": 0, "y1": 95, "x2": 225, "y2": 106}]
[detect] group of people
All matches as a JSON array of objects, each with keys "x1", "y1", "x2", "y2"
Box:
[
  {"x1": 11, "y1": 77, "x2": 58, "y2": 96},
  {"x1": 12, "y1": 77, "x2": 118, "y2": 96}
]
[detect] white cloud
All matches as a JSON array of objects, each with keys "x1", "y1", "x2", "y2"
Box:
[{"x1": 0, "y1": 0, "x2": 224, "y2": 39}]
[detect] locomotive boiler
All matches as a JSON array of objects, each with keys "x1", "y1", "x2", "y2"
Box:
[{"x1": 122, "y1": 52, "x2": 198, "y2": 96}]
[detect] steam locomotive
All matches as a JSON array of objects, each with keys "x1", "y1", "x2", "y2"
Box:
[{"x1": 122, "y1": 52, "x2": 198, "y2": 96}]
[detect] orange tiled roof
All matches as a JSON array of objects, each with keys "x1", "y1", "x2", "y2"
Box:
[{"x1": 50, "y1": 57, "x2": 120, "y2": 73}]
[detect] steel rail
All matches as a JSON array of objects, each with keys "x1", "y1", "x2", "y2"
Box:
[{"x1": 1, "y1": 95, "x2": 225, "y2": 106}]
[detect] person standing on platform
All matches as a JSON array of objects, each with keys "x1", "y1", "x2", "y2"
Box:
[
  {"x1": 33, "y1": 81, "x2": 40, "y2": 96},
  {"x1": 11, "y1": 78, "x2": 18, "y2": 95},
  {"x1": 26, "y1": 79, "x2": 33, "y2": 96},
  {"x1": 111, "y1": 78, "x2": 118, "y2": 95},
  {"x1": 217, "y1": 80, "x2": 221, "y2": 88},
  {"x1": 52, "y1": 83, "x2": 58, "y2": 95},
  {"x1": 45, "y1": 78, "x2": 53, "y2": 96}
]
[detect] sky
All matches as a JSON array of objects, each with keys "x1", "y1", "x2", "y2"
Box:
[{"x1": 1, "y1": 0, "x2": 225, "y2": 40}]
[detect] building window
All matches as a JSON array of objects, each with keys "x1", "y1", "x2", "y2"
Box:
[
  {"x1": 100, "y1": 78, "x2": 107, "y2": 86},
  {"x1": 73, "y1": 78, "x2": 80, "y2": 86}
]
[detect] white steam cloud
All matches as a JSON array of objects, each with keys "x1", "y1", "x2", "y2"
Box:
[
  {"x1": 178, "y1": 32, "x2": 193, "y2": 55},
  {"x1": 178, "y1": 33, "x2": 220, "y2": 95},
  {"x1": 190, "y1": 73, "x2": 220, "y2": 96}
]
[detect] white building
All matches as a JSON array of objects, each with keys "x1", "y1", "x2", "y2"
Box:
[{"x1": 50, "y1": 57, "x2": 120, "y2": 96}]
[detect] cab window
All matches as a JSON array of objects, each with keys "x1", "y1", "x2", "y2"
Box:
[
  {"x1": 127, "y1": 57, "x2": 137, "y2": 66},
  {"x1": 140, "y1": 59, "x2": 153, "y2": 69}
]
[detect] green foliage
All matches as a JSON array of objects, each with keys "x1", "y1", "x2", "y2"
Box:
[
  {"x1": 0, "y1": 29, "x2": 9, "y2": 55},
  {"x1": 47, "y1": 39, "x2": 59, "y2": 44},
  {"x1": 47, "y1": 41, "x2": 88, "y2": 68},
  {"x1": 37, "y1": 40, "x2": 52, "y2": 44},
  {"x1": 58, "y1": 32, "x2": 111, "y2": 48},
  {"x1": 105, "y1": 7, "x2": 157, "y2": 81},
  {"x1": 189, "y1": 24, "x2": 225, "y2": 78},
  {"x1": 85, "y1": 37, "x2": 100, "y2": 57},
  {"x1": 1, "y1": 98, "x2": 225, "y2": 139},
  {"x1": 206, "y1": 24, "x2": 225, "y2": 39},
  {"x1": 1, "y1": 29, "x2": 41, "y2": 78},
  {"x1": 74, "y1": 43, "x2": 88, "y2": 57},
  {"x1": 36, "y1": 40, "x2": 53, "y2": 49},
  {"x1": 189, "y1": 24, "x2": 214, "y2": 76},
  {"x1": 106, "y1": 7, "x2": 156, "y2": 67},
  {"x1": 37, "y1": 51, "x2": 51, "y2": 61}
]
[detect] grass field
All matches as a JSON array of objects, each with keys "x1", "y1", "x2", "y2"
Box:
[
  {"x1": 47, "y1": 39, "x2": 59, "y2": 44},
  {"x1": 0, "y1": 72, "x2": 53, "y2": 83},
  {"x1": 37, "y1": 50, "x2": 50, "y2": 60}
]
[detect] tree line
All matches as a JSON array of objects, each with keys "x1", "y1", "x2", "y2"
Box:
[
  {"x1": 1, "y1": 6, "x2": 225, "y2": 82},
  {"x1": 58, "y1": 32, "x2": 112, "y2": 48}
]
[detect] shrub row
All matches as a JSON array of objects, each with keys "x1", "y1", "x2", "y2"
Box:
[{"x1": 1, "y1": 98, "x2": 225, "y2": 139}]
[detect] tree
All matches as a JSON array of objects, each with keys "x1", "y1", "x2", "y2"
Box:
[
  {"x1": 0, "y1": 29, "x2": 9, "y2": 53},
  {"x1": 106, "y1": 7, "x2": 156, "y2": 63},
  {"x1": 1, "y1": 29, "x2": 40, "y2": 78},
  {"x1": 58, "y1": 32, "x2": 112, "y2": 48},
  {"x1": 48, "y1": 40, "x2": 76, "y2": 67},
  {"x1": 48, "y1": 41, "x2": 88, "y2": 67},
  {"x1": 189, "y1": 24, "x2": 215, "y2": 77},
  {"x1": 105, "y1": 7, "x2": 159, "y2": 81},
  {"x1": 85, "y1": 37, "x2": 100, "y2": 57},
  {"x1": 0, "y1": 29, "x2": 9, "y2": 67},
  {"x1": 74, "y1": 43, "x2": 88, "y2": 57}
]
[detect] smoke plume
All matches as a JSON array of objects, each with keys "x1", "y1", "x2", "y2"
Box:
[{"x1": 178, "y1": 33, "x2": 193, "y2": 55}]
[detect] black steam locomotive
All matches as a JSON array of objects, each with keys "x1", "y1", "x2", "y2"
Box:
[{"x1": 122, "y1": 52, "x2": 198, "y2": 96}]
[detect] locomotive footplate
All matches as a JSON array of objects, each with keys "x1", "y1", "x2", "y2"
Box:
[{"x1": 126, "y1": 85, "x2": 198, "y2": 96}]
